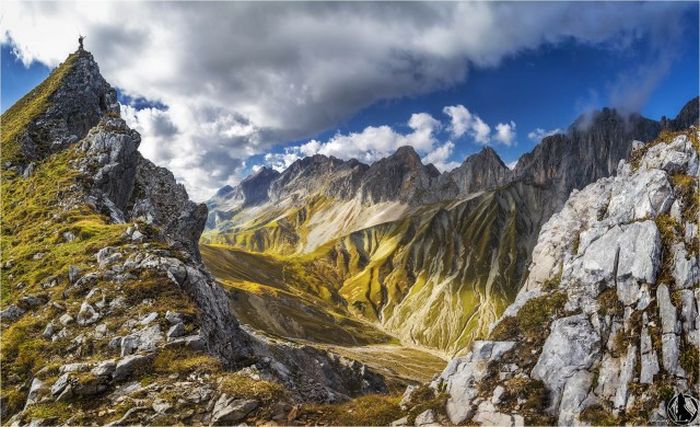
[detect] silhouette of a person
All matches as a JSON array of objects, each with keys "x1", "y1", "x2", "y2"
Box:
[
  {"x1": 78, "y1": 35, "x2": 85, "y2": 50},
  {"x1": 674, "y1": 394, "x2": 697, "y2": 424}
]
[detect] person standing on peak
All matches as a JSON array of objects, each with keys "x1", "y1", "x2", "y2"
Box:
[{"x1": 79, "y1": 34, "x2": 85, "y2": 50}]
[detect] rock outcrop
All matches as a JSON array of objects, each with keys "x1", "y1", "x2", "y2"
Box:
[
  {"x1": 436, "y1": 129, "x2": 699, "y2": 425},
  {"x1": 1, "y1": 49, "x2": 386, "y2": 425},
  {"x1": 446, "y1": 146, "x2": 512, "y2": 195},
  {"x1": 4, "y1": 50, "x2": 119, "y2": 165}
]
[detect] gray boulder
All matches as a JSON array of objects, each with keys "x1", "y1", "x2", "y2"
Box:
[
  {"x1": 211, "y1": 395, "x2": 258, "y2": 425},
  {"x1": 113, "y1": 354, "x2": 153, "y2": 382},
  {"x1": 531, "y1": 314, "x2": 600, "y2": 413},
  {"x1": 438, "y1": 341, "x2": 516, "y2": 424}
]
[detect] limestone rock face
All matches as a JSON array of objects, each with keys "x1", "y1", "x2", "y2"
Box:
[
  {"x1": 446, "y1": 146, "x2": 512, "y2": 195},
  {"x1": 358, "y1": 146, "x2": 456, "y2": 204},
  {"x1": 129, "y1": 156, "x2": 208, "y2": 259},
  {"x1": 438, "y1": 131, "x2": 699, "y2": 425},
  {"x1": 79, "y1": 116, "x2": 141, "y2": 217},
  {"x1": 434, "y1": 341, "x2": 516, "y2": 424},
  {"x1": 10, "y1": 50, "x2": 119, "y2": 164}
]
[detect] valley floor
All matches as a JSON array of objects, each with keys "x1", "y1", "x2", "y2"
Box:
[{"x1": 200, "y1": 244, "x2": 447, "y2": 385}]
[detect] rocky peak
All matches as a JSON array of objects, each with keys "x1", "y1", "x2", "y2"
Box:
[
  {"x1": 359, "y1": 145, "x2": 452, "y2": 204},
  {"x1": 513, "y1": 106, "x2": 662, "y2": 218},
  {"x1": 437, "y1": 129, "x2": 699, "y2": 426},
  {"x1": 211, "y1": 166, "x2": 280, "y2": 211},
  {"x1": 661, "y1": 96, "x2": 699, "y2": 131},
  {"x1": 214, "y1": 184, "x2": 235, "y2": 198},
  {"x1": 6, "y1": 49, "x2": 119, "y2": 165},
  {"x1": 447, "y1": 146, "x2": 512, "y2": 195}
]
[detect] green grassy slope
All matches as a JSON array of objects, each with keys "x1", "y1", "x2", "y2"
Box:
[
  {"x1": 1, "y1": 53, "x2": 79, "y2": 162},
  {"x1": 201, "y1": 181, "x2": 547, "y2": 356}
]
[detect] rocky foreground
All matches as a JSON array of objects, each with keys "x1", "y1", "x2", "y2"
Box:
[
  {"x1": 1, "y1": 50, "x2": 393, "y2": 425},
  {"x1": 407, "y1": 129, "x2": 699, "y2": 426}
]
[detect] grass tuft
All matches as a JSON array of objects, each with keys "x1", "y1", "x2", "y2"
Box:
[{"x1": 1, "y1": 53, "x2": 78, "y2": 162}]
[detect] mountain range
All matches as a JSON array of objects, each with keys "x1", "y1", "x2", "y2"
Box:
[
  {"x1": 203, "y1": 97, "x2": 698, "y2": 355},
  {"x1": 1, "y1": 47, "x2": 697, "y2": 426}
]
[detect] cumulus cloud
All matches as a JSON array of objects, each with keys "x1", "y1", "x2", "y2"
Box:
[
  {"x1": 423, "y1": 142, "x2": 460, "y2": 172},
  {"x1": 264, "y1": 111, "x2": 444, "y2": 171},
  {"x1": 1, "y1": 1, "x2": 692, "y2": 199},
  {"x1": 443, "y1": 105, "x2": 516, "y2": 146},
  {"x1": 443, "y1": 105, "x2": 492, "y2": 144},
  {"x1": 527, "y1": 127, "x2": 563, "y2": 142},
  {"x1": 493, "y1": 121, "x2": 517, "y2": 146}
]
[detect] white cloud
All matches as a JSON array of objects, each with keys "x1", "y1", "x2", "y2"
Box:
[
  {"x1": 423, "y1": 142, "x2": 460, "y2": 172},
  {"x1": 267, "y1": 111, "x2": 442, "y2": 170},
  {"x1": 527, "y1": 127, "x2": 563, "y2": 142},
  {"x1": 443, "y1": 105, "x2": 516, "y2": 146},
  {"x1": 472, "y1": 116, "x2": 492, "y2": 145},
  {"x1": 443, "y1": 105, "x2": 492, "y2": 144},
  {"x1": 506, "y1": 160, "x2": 519, "y2": 170},
  {"x1": 1, "y1": 1, "x2": 692, "y2": 199},
  {"x1": 442, "y1": 105, "x2": 472, "y2": 138},
  {"x1": 494, "y1": 121, "x2": 517, "y2": 146}
]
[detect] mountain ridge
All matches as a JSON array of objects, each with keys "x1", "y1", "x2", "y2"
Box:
[
  {"x1": 201, "y1": 97, "x2": 698, "y2": 356},
  {"x1": 209, "y1": 97, "x2": 699, "y2": 225},
  {"x1": 1, "y1": 49, "x2": 392, "y2": 425}
]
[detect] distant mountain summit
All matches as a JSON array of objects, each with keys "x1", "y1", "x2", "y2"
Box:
[
  {"x1": 447, "y1": 146, "x2": 512, "y2": 195},
  {"x1": 203, "y1": 96, "x2": 698, "y2": 355}
]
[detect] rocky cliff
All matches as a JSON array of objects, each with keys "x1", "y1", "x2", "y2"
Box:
[
  {"x1": 432, "y1": 129, "x2": 699, "y2": 426},
  {"x1": 0, "y1": 49, "x2": 386, "y2": 425},
  {"x1": 446, "y1": 146, "x2": 512, "y2": 195}
]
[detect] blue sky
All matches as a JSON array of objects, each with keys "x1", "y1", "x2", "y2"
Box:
[{"x1": 2, "y1": 2, "x2": 698, "y2": 200}]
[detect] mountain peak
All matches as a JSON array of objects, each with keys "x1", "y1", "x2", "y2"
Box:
[
  {"x1": 447, "y1": 146, "x2": 511, "y2": 195},
  {"x1": 393, "y1": 145, "x2": 421, "y2": 159},
  {"x1": 214, "y1": 184, "x2": 234, "y2": 197},
  {"x1": 476, "y1": 146, "x2": 507, "y2": 168},
  {"x1": 2, "y1": 49, "x2": 119, "y2": 165}
]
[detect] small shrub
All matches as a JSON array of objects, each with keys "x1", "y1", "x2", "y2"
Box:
[
  {"x1": 219, "y1": 373, "x2": 286, "y2": 403},
  {"x1": 670, "y1": 173, "x2": 699, "y2": 224},
  {"x1": 0, "y1": 388, "x2": 27, "y2": 419},
  {"x1": 491, "y1": 292, "x2": 567, "y2": 344},
  {"x1": 22, "y1": 402, "x2": 72, "y2": 424},
  {"x1": 153, "y1": 348, "x2": 221, "y2": 375},
  {"x1": 580, "y1": 403, "x2": 618, "y2": 426},
  {"x1": 542, "y1": 272, "x2": 562, "y2": 292},
  {"x1": 297, "y1": 394, "x2": 402, "y2": 426},
  {"x1": 406, "y1": 391, "x2": 449, "y2": 425},
  {"x1": 655, "y1": 214, "x2": 680, "y2": 284},
  {"x1": 597, "y1": 288, "x2": 624, "y2": 317},
  {"x1": 680, "y1": 342, "x2": 699, "y2": 385},
  {"x1": 500, "y1": 376, "x2": 548, "y2": 413},
  {"x1": 517, "y1": 292, "x2": 567, "y2": 340},
  {"x1": 491, "y1": 316, "x2": 519, "y2": 341}
]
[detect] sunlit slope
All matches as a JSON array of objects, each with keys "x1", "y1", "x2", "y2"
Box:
[
  {"x1": 202, "y1": 181, "x2": 548, "y2": 355},
  {"x1": 200, "y1": 244, "x2": 396, "y2": 347},
  {"x1": 329, "y1": 182, "x2": 547, "y2": 355},
  {"x1": 201, "y1": 195, "x2": 409, "y2": 255}
]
